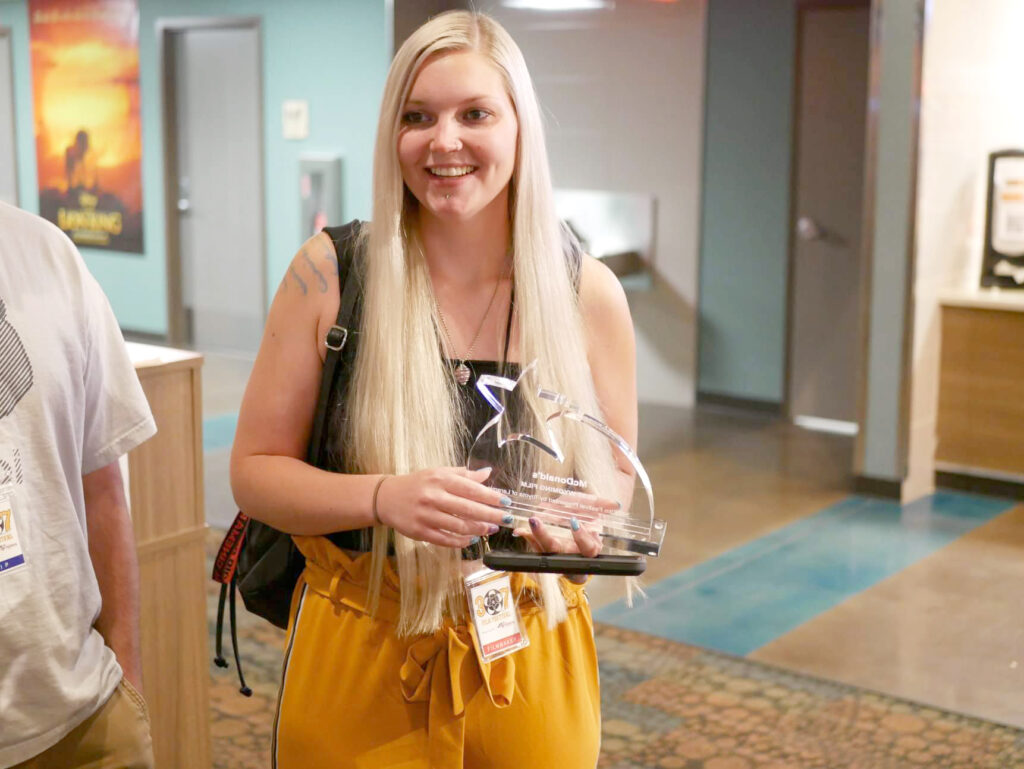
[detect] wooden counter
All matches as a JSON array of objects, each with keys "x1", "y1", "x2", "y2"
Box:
[
  {"x1": 937, "y1": 293, "x2": 1024, "y2": 482},
  {"x1": 127, "y1": 343, "x2": 211, "y2": 769}
]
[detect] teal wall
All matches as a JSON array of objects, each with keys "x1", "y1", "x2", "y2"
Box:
[
  {"x1": 697, "y1": 0, "x2": 795, "y2": 403},
  {"x1": 0, "y1": 0, "x2": 388, "y2": 335}
]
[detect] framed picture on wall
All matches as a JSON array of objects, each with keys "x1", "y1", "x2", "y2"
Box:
[
  {"x1": 980, "y1": 149, "x2": 1024, "y2": 288},
  {"x1": 29, "y1": 0, "x2": 145, "y2": 254}
]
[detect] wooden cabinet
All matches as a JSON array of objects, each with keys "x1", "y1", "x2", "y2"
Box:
[
  {"x1": 937, "y1": 300, "x2": 1024, "y2": 479},
  {"x1": 127, "y1": 344, "x2": 211, "y2": 769}
]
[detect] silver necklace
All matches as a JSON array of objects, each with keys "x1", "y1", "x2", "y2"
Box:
[{"x1": 436, "y1": 274, "x2": 504, "y2": 385}]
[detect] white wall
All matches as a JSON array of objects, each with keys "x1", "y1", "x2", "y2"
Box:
[
  {"x1": 483, "y1": 0, "x2": 708, "y2": 407},
  {"x1": 903, "y1": 0, "x2": 1024, "y2": 498}
]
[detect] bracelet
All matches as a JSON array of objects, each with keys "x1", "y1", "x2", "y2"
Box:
[{"x1": 371, "y1": 474, "x2": 390, "y2": 526}]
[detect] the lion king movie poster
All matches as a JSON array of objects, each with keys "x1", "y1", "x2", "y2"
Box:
[{"x1": 30, "y1": 0, "x2": 144, "y2": 254}]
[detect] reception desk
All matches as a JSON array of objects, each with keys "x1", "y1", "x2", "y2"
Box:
[
  {"x1": 127, "y1": 343, "x2": 211, "y2": 769},
  {"x1": 937, "y1": 291, "x2": 1024, "y2": 486}
]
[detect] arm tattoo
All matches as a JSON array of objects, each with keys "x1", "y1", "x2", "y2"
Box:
[
  {"x1": 289, "y1": 265, "x2": 308, "y2": 296},
  {"x1": 316, "y1": 235, "x2": 339, "y2": 276},
  {"x1": 301, "y1": 250, "x2": 329, "y2": 293}
]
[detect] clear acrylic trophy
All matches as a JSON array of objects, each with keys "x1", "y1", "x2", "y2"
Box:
[{"x1": 466, "y1": 362, "x2": 664, "y2": 576}]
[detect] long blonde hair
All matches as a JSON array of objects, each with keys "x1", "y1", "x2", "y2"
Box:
[{"x1": 342, "y1": 10, "x2": 619, "y2": 636}]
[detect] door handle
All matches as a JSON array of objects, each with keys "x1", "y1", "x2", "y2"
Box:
[
  {"x1": 796, "y1": 216, "x2": 824, "y2": 242},
  {"x1": 177, "y1": 198, "x2": 191, "y2": 214}
]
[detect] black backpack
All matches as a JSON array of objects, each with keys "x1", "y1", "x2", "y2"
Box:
[{"x1": 211, "y1": 221, "x2": 362, "y2": 695}]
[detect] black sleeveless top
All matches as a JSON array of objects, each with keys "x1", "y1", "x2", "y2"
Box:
[{"x1": 323, "y1": 222, "x2": 583, "y2": 556}]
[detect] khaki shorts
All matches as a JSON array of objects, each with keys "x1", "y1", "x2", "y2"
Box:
[{"x1": 13, "y1": 679, "x2": 154, "y2": 769}]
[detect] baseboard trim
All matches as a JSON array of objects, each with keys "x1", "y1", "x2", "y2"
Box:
[
  {"x1": 935, "y1": 470, "x2": 1024, "y2": 500},
  {"x1": 696, "y1": 391, "x2": 782, "y2": 416},
  {"x1": 852, "y1": 474, "x2": 902, "y2": 500}
]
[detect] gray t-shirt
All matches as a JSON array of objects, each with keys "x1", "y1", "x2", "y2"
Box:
[{"x1": 0, "y1": 202, "x2": 157, "y2": 766}]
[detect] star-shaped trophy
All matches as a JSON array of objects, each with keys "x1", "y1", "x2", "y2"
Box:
[{"x1": 466, "y1": 362, "x2": 665, "y2": 576}]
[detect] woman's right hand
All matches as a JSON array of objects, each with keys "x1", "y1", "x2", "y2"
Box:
[{"x1": 374, "y1": 466, "x2": 514, "y2": 548}]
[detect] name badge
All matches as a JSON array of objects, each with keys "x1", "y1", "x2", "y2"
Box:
[
  {"x1": 464, "y1": 567, "x2": 529, "y2": 663},
  {"x1": 0, "y1": 487, "x2": 27, "y2": 575}
]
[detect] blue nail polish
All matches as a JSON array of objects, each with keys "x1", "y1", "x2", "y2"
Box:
[
  {"x1": 470, "y1": 536, "x2": 480, "y2": 545},
  {"x1": 529, "y1": 517, "x2": 539, "y2": 529},
  {"x1": 500, "y1": 496, "x2": 512, "y2": 507},
  {"x1": 501, "y1": 513, "x2": 514, "y2": 525},
  {"x1": 571, "y1": 517, "x2": 580, "y2": 532}
]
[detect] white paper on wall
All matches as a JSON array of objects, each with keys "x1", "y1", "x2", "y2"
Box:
[{"x1": 992, "y1": 156, "x2": 1024, "y2": 257}]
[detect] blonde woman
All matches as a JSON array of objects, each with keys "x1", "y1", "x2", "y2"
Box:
[{"x1": 231, "y1": 10, "x2": 637, "y2": 768}]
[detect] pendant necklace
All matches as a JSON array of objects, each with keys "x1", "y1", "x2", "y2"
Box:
[{"x1": 436, "y1": 272, "x2": 505, "y2": 386}]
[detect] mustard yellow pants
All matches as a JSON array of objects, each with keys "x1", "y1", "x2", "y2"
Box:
[{"x1": 273, "y1": 536, "x2": 601, "y2": 769}]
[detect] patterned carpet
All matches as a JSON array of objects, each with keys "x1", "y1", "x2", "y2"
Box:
[{"x1": 206, "y1": 571, "x2": 1024, "y2": 768}]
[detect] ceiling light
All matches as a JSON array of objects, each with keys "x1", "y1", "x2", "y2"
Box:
[{"x1": 502, "y1": 0, "x2": 614, "y2": 10}]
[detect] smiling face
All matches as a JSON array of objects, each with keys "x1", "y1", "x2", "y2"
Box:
[{"x1": 398, "y1": 50, "x2": 519, "y2": 223}]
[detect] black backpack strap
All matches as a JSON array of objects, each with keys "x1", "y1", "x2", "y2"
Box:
[
  {"x1": 307, "y1": 220, "x2": 362, "y2": 466},
  {"x1": 212, "y1": 222, "x2": 363, "y2": 694}
]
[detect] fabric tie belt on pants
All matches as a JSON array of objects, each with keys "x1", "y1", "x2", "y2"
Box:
[{"x1": 294, "y1": 536, "x2": 586, "y2": 767}]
